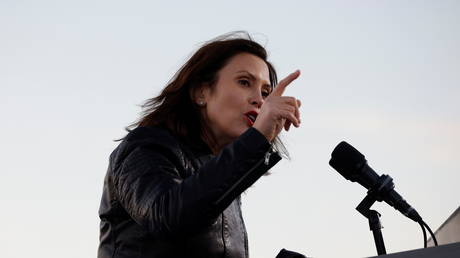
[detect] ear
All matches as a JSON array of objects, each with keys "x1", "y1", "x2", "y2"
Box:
[{"x1": 191, "y1": 84, "x2": 211, "y2": 106}]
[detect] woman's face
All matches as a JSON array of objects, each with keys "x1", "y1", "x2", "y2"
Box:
[{"x1": 199, "y1": 52, "x2": 272, "y2": 149}]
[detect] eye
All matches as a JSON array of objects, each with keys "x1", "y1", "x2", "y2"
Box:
[
  {"x1": 262, "y1": 90, "x2": 270, "y2": 98},
  {"x1": 238, "y1": 79, "x2": 250, "y2": 86}
]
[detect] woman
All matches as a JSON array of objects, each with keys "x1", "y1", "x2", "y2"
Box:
[{"x1": 98, "y1": 32, "x2": 303, "y2": 258}]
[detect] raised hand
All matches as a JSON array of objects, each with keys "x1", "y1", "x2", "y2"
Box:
[{"x1": 253, "y1": 70, "x2": 302, "y2": 142}]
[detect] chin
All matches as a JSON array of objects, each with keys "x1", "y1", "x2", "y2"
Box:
[
  {"x1": 232, "y1": 126, "x2": 250, "y2": 138},
  {"x1": 217, "y1": 123, "x2": 250, "y2": 143}
]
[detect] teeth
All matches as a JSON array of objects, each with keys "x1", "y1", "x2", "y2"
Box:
[{"x1": 248, "y1": 114, "x2": 256, "y2": 122}]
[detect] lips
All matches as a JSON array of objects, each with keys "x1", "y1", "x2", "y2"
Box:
[{"x1": 244, "y1": 111, "x2": 258, "y2": 126}]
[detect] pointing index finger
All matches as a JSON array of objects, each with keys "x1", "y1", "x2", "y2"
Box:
[{"x1": 272, "y1": 70, "x2": 301, "y2": 97}]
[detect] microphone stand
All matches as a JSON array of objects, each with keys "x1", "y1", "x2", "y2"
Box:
[{"x1": 356, "y1": 174, "x2": 395, "y2": 256}]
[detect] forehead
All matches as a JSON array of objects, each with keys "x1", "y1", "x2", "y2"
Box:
[{"x1": 219, "y1": 53, "x2": 270, "y2": 82}]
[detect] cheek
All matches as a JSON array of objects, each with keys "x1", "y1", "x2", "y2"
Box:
[
  {"x1": 208, "y1": 96, "x2": 236, "y2": 122},
  {"x1": 206, "y1": 91, "x2": 244, "y2": 128}
]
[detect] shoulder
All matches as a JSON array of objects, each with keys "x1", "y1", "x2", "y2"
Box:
[
  {"x1": 110, "y1": 126, "x2": 186, "y2": 170},
  {"x1": 124, "y1": 126, "x2": 178, "y2": 148}
]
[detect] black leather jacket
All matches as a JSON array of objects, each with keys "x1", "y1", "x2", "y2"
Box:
[{"x1": 98, "y1": 126, "x2": 281, "y2": 258}]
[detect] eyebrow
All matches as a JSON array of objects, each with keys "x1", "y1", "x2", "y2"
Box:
[{"x1": 236, "y1": 70, "x2": 272, "y2": 90}]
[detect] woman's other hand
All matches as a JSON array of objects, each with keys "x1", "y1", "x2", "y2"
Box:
[{"x1": 253, "y1": 70, "x2": 302, "y2": 142}]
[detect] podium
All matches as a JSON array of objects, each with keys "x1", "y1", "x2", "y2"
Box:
[
  {"x1": 428, "y1": 206, "x2": 460, "y2": 246},
  {"x1": 368, "y1": 242, "x2": 460, "y2": 258}
]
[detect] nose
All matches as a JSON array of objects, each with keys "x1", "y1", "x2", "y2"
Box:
[{"x1": 249, "y1": 90, "x2": 264, "y2": 109}]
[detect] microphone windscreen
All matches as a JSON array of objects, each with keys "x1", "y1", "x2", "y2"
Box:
[{"x1": 329, "y1": 141, "x2": 366, "y2": 182}]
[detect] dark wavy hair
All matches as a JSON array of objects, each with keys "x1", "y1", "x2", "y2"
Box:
[{"x1": 127, "y1": 31, "x2": 288, "y2": 157}]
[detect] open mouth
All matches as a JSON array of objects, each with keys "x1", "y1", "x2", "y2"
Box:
[{"x1": 244, "y1": 111, "x2": 258, "y2": 126}]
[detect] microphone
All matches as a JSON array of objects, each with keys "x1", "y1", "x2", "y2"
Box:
[{"x1": 329, "y1": 141, "x2": 422, "y2": 222}]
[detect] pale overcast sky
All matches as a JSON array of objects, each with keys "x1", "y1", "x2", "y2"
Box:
[{"x1": 1, "y1": 1, "x2": 459, "y2": 257}]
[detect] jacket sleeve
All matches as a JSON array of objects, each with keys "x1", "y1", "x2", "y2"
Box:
[{"x1": 112, "y1": 127, "x2": 281, "y2": 239}]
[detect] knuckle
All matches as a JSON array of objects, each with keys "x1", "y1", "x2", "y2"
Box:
[{"x1": 284, "y1": 96, "x2": 297, "y2": 105}]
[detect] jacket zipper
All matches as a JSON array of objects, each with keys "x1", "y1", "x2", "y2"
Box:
[{"x1": 264, "y1": 149, "x2": 272, "y2": 165}]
